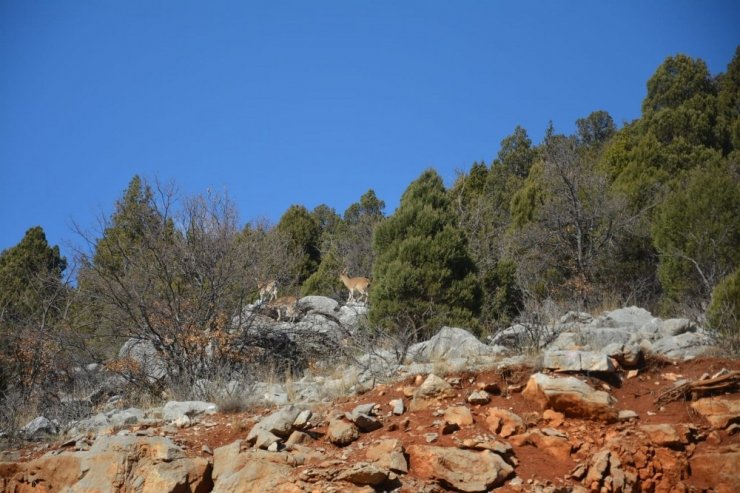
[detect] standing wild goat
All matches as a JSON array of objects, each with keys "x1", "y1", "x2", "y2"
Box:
[
  {"x1": 269, "y1": 296, "x2": 299, "y2": 322},
  {"x1": 257, "y1": 279, "x2": 278, "y2": 304},
  {"x1": 339, "y1": 269, "x2": 370, "y2": 303}
]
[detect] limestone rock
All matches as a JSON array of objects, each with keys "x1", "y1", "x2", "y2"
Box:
[
  {"x1": 689, "y1": 443, "x2": 740, "y2": 493},
  {"x1": 485, "y1": 407, "x2": 525, "y2": 438},
  {"x1": 467, "y1": 390, "x2": 490, "y2": 405},
  {"x1": 118, "y1": 337, "x2": 167, "y2": 382},
  {"x1": 410, "y1": 374, "x2": 456, "y2": 411},
  {"x1": 650, "y1": 331, "x2": 713, "y2": 360},
  {"x1": 327, "y1": 417, "x2": 359, "y2": 446},
  {"x1": 3, "y1": 436, "x2": 212, "y2": 493},
  {"x1": 162, "y1": 400, "x2": 218, "y2": 421},
  {"x1": 509, "y1": 429, "x2": 572, "y2": 462},
  {"x1": 298, "y1": 295, "x2": 339, "y2": 313},
  {"x1": 639, "y1": 424, "x2": 683, "y2": 448},
  {"x1": 444, "y1": 406, "x2": 474, "y2": 427},
  {"x1": 334, "y1": 462, "x2": 389, "y2": 486},
  {"x1": 691, "y1": 397, "x2": 740, "y2": 429},
  {"x1": 522, "y1": 372, "x2": 618, "y2": 422},
  {"x1": 22, "y1": 416, "x2": 58, "y2": 437},
  {"x1": 365, "y1": 439, "x2": 408, "y2": 473},
  {"x1": 247, "y1": 405, "x2": 304, "y2": 444},
  {"x1": 408, "y1": 445, "x2": 513, "y2": 492},
  {"x1": 212, "y1": 442, "x2": 297, "y2": 493},
  {"x1": 389, "y1": 398, "x2": 405, "y2": 415},
  {"x1": 543, "y1": 350, "x2": 615, "y2": 373},
  {"x1": 409, "y1": 326, "x2": 504, "y2": 362}
]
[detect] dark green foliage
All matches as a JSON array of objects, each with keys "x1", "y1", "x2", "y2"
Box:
[
  {"x1": 91, "y1": 176, "x2": 165, "y2": 275},
  {"x1": 0, "y1": 227, "x2": 68, "y2": 393},
  {"x1": 311, "y1": 204, "x2": 342, "y2": 253},
  {"x1": 0, "y1": 227, "x2": 67, "y2": 325},
  {"x1": 642, "y1": 54, "x2": 714, "y2": 114},
  {"x1": 302, "y1": 189, "x2": 385, "y2": 298},
  {"x1": 495, "y1": 125, "x2": 537, "y2": 178},
  {"x1": 301, "y1": 250, "x2": 344, "y2": 297},
  {"x1": 370, "y1": 169, "x2": 481, "y2": 337},
  {"x1": 716, "y1": 47, "x2": 740, "y2": 155},
  {"x1": 707, "y1": 268, "x2": 739, "y2": 354},
  {"x1": 577, "y1": 110, "x2": 616, "y2": 148},
  {"x1": 652, "y1": 163, "x2": 740, "y2": 306},
  {"x1": 276, "y1": 205, "x2": 321, "y2": 285},
  {"x1": 480, "y1": 258, "x2": 522, "y2": 329}
]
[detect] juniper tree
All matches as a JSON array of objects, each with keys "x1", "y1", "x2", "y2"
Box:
[{"x1": 370, "y1": 169, "x2": 480, "y2": 338}]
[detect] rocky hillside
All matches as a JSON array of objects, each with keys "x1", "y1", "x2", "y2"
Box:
[{"x1": 1, "y1": 306, "x2": 738, "y2": 492}]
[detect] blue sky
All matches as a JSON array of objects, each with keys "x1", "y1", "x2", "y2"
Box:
[{"x1": 1, "y1": 1, "x2": 738, "y2": 259}]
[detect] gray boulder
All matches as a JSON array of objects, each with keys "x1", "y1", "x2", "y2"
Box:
[
  {"x1": 162, "y1": 401, "x2": 218, "y2": 421},
  {"x1": 246, "y1": 405, "x2": 305, "y2": 443},
  {"x1": 298, "y1": 295, "x2": 339, "y2": 314},
  {"x1": 650, "y1": 331, "x2": 714, "y2": 360},
  {"x1": 660, "y1": 318, "x2": 695, "y2": 337},
  {"x1": 595, "y1": 306, "x2": 656, "y2": 328},
  {"x1": 488, "y1": 324, "x2": 530, "y2": 348},
  {"x1": 108, "y1": 407, "x2": 146, "y2": 427},
  {"x1": 410, "y1": 326, "x2": 505, "y2": 362},
  {"x1": 22, "y1": 416, "x2": 58, "y2": 437},
  {"x1": 338, "y1": 303, "x2": 369, "y2": 327},
  {"x1": 522, "y1": 373, "x2": 618, "y2": 422},
  {"x1": 118, "y1": 337, "x2": 166, "y2": 381},
  {"x1": 543, "y1": 350, "x2": 615, "y2": 372}
]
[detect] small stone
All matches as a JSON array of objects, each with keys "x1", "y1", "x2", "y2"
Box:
[
  {"x1": 618, "y1": 410, "x2": 639, "y2": 421},
  {"x1": 267, "y1": 441, "x2": 279, "y2": 452},
  {"x1": 292, "y1": 409, "x2": 312, "y2": 429},
  {"x1": 201, "y1": 444, "x2": 212, "y2": 455},
  {"x1": 543, "y1": 409, "x2": 565, "y2": 427},
  {"x1": 424, "y1": 433, "x2": 438, "y2": 443},
  {"x1": 627, "y1": 370, "x2": 639, "y2": 379},
  {"x1": 390, "y1": 399, "x2": 405, "y2": 415},
  {"x1": 467, "y1": 390, "x2": 491, "y2": 405}
]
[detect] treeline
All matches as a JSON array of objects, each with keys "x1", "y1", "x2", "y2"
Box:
[{"x1": 1, "y1": 50, "x2": 738, "y2": 413}]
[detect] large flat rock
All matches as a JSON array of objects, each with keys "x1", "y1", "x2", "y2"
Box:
[{"x1": 522, "y1": 372, "x2": 618, "y2": 422}]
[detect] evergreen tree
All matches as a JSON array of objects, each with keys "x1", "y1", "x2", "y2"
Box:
[
  {"x1": 707, "y1": 268, "x2": 739, "y2": 355},
  {"x1": 276, "y1": 205, "x2": 321, "y2": 285},
  {"x1": 370, "y1": 169, "x2": 480, "y2": 337},
  {"x1": 652, "y1": 163, "x2": 740, "y2": 307},
  {"x1": 0, "y1": 226, "x2": 67, "y2": 393},
  {"x1": 0, "y1": 226, "x2": 67, "y2": 325},
  {"x1": 302, "y1": 190, "x2": 385, "y2": 298}
]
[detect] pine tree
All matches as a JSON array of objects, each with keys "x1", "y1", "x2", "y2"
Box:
[{"x1": 370, "y1": 169, "x2": 480, "y2": 337}]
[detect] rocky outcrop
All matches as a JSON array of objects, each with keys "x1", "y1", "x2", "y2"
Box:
[
  {"x1": 690, "y1": 396, "x2": 740, "y2": 429},
  {"x1": 407, "y1": 445, "x2": 513, "y2": 492},
  {"x1": 522, "y1": 372, "x2": 618, "y2": 421},
  {"x1": 689, "y1": 443, "x2": 740, "y2": 493},
  {"x1": 2, "y1": 436, "x2": 212, "y2": 492},
  {"x1": 409, "y1": 326, "x2": 506, "y2": 362}
]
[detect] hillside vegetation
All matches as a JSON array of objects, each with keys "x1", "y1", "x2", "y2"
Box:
[{"x1": 1, "y1": 49, "x2": 738, "y2": 431}]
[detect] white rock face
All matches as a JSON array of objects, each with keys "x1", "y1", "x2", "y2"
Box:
[
  {"x1": 162, "y1": 401, "x2": 218, "y2": 421},
  {"x1": 543, "y1": 350, "x2": 615, "y2": 372},
  {"x1": 409, "y1": 326, "x2": 505, "y2": 362},
  {"x1": 298, "y1": 295, "x2": 339, "y2": 314}
]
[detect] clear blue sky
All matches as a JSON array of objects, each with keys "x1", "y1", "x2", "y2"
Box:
[{"x1": 1, "y1": 1, "x2": 738, "y2": 259}]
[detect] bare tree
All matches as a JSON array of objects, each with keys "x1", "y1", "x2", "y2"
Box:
[{"x1": 510, "y1": 136, "x2": 637, "y2": 308}]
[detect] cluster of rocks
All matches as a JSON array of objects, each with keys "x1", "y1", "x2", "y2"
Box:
[
  {"x1": 5, "y1": 357, "x2": 739, "y2": 492},
  {"x1": 3, "y1": 304, "x2": 736, "y2": 492}
]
